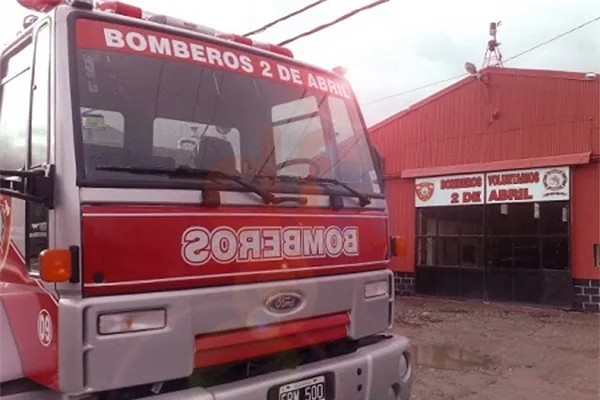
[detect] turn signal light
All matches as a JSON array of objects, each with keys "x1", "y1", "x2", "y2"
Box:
[{"x1": 40, "y1": 249, "x2": 72, "y2": 283}]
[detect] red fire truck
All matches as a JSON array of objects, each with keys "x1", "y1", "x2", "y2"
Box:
[{"x1": 0, "y1": 1, "x2": 412, "y2": 399}]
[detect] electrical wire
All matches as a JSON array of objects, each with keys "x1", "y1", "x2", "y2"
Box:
[
  {"x1": 325, "y1": 14, "x2": 600, "y2": 184},
  {"x1": 277, "y1": 0, "x2": 390, "y2": 46},
  {"x1": 361, "y1": 73, "x2": 468, "y2": 106},
  {"x1": 243, "y1": 0, "x2": 328, "y2": 37},
  {"x1": 361, "y1": 14, "x2": 600, "y2": 107},
  {"x1": 503, "y1": 15, "x2": 600, "y2": 63}
]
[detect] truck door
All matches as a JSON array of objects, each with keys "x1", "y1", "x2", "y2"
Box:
[
  {"x1": 0, "y1": 20, "x2": 52, "y2": 281},
  {"x1": 0, "y1": 19, "x2": 60, "y2": 389}
]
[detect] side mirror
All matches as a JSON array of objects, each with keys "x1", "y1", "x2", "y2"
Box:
[{"x1": 0, "y1": 165, "x2": 55, "y2": 209}]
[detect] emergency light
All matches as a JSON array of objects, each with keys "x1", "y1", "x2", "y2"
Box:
[
  {"x1": 216, "y1": 32, "x2": 294, "y2": 58},
  {"x1": 17, "y1": 0, "x2": 62, "y2": 12},
  {"x1": 16, "y1": 0, "x2": 295, "y2": 58},
  {"x1": 333, "y1": 66, "x2": 348, "y2": 76}
]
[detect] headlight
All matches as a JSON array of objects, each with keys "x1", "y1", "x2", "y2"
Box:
[
  {"x1": 98, "y1": 309, "x2": 166, "y2": 335},
  {"x1": 364, "y1": 280, "x2": 389, "y2": 299}
]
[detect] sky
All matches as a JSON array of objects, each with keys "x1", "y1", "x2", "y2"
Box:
[{"x1": 1, "y1": 0, "x2": 599, "y2": 126}]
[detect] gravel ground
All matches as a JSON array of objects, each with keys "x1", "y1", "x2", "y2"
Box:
[{"x1": 392, "y1": 296, "x2": 600, "y2": 400}]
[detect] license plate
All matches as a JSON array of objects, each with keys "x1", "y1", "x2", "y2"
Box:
[{"x1": 267, "y1": 373, "x2": 334, "y2": 400}]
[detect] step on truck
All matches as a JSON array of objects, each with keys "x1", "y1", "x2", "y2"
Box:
[{"x1": 0, "y1": 1, "x2": 412, "y2": 399}]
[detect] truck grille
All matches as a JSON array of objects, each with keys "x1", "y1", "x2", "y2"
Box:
[{"x1": 194, "y1": 312, "x2": 351, "y2": 368}]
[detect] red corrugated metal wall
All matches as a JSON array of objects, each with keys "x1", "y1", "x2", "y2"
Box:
[
  {"x1": 384, "y1": 179, "x2": 415, "y2": 272},
  {"x1": 571, "y1": 162, "x2": 600, "y2": 279},
  {"x1": 368, "y1": 67, "x2": 599, "y2": 275},
  {"x1": 370, "y1": 69, "x2": 598, "y2": 174}
]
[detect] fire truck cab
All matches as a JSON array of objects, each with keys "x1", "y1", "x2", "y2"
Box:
[{"x1": 0, "y1": 1, "x2": 412, "y2": 399}]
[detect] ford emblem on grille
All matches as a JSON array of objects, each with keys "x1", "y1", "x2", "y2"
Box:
[{"x1": 264, "y1": 292, "x2": 304, "y2": 314}]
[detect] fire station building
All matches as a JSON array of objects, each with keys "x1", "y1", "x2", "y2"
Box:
[{"x1": 368, "y1": 67, "x2": 600, "y2": 311}]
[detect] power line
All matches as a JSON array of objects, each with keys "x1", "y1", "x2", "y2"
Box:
[
  {"x1": 243, "y1": 0, "x2": 328, "y2": 37},
  {"x1": 361, "y1": 73, "x2": 467, "y2": 106},
  {"x1": 277, "y1": 0, "x2": 390, "y2": 46},
  {"x1": 503, "y1": 15, "x2": 600, "y2": 63},
  {"x1": 329, "y1": 14, "x2": 600, "y2": 170},
  {"x1": 361, "y1": 14, "x2": 600, "y2": 107}
]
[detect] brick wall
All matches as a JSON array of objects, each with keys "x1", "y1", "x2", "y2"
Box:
[
  {"x1": 393, "y1": 275, "x2": 599, "y2": 312},
  {"x1": 394, "y1": 272, "x2": 415, "y2": 296},
  {"x1": 573, "y1": 279, "x2": 600, "y2": 312}
]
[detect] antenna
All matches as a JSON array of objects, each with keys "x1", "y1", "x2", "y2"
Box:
[{"x1": 483, "y1": 21, "x2": 504, "y2": 68}]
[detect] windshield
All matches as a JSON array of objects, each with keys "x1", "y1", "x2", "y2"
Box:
[{"x1": 71, "y1": 18, "x2": 381, "y2": 196}]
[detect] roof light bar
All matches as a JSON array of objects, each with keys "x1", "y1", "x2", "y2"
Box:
[
  {"x1": 65, "y1": 0, "x2": 93, "y2": 10},
  {"x1": 216, "y1": 33, "x2": 294, "y2": 58},
  {"x1": 15, "y1": 0, "x2": 295, "y2": 59},
  {"x1": 94, "y1": 1, "x2": 294, "y2": 58},
  {"x1": 17, "y1": 0, "x2": 62, "y2": 12},
  {"x1": 253, "y1": 42, "x2": 293, "y2": 58},
  {"x1": 333, "y1": 66, "x2": 348, "y2": 76},
  {"x1": 96, "y1": 1, "x2": 142, "y2": 18},
  {"x1": 146, "y1": 14, "x2": 218, "y2": 37},
  {"x1": 216, "y1": 33, "x2": 253, "y2": 47}
]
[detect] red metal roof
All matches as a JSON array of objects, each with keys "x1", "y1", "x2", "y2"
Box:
[
  {"x1": 368, "y1": 66, "x2": 600, "y2": 177},
  {"x1": 369, "y1": 66, "x2": 598, "y2": 132}
]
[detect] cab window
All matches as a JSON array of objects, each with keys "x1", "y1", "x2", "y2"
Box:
[
  {"x1": 27, "y1": 24, "x2": 52, "y2": 274},
  {"x1": 153, "y1": 117, "x2": 242, "y2": 173},
  {"x1": 271, "y1": 96, "x2": 331, "y2": 177},
  {"x1": 30, "y1": 24, "x2": 51, "y2": 166},
  {"x1": 0, "y1": 24, "x2": 52, "y2": 275},
  {"x1": 0, "y1": 39, "x2": 33, "y2": 170}
]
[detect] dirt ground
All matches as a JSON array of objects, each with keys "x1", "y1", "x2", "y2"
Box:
[{"x1": 392, "y1": 297, "x2": 600, "y2": 400}]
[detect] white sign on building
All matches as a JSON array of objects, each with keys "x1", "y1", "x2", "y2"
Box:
[
  {"x1": 414, "y1": 166, "x2": 570, "y2": 207},
  {"x1": 486, "y1": 166, "x2": 570, "y2": 203},
  {"x1": 414, "y1": 173, "x2": 485, "y2": 207}
]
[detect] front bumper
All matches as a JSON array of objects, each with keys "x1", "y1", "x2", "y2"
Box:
[
  {"x1": 147, "y1": 334, "x2": 412, "y2": 400},
  {"x1": 60, "y1": 270, "x2": 397, "y2": 394}
]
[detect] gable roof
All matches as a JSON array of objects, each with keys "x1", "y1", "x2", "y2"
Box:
[{"x1": 368, "y1": 66, "x2": 598, "y2": 132}]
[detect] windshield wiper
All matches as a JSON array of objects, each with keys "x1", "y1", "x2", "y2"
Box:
[
  {"x1": 257, "y1": 174, "x2": 372, "y2": 207},
  {"x1": 95, "y1": 165, "x2": 308, "y2": 205},
  {"x1": 96, "y1": 165, "x2": 274, "y2": 202}
]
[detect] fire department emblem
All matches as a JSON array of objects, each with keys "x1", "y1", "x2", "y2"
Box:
[
  {"x1": 542, "y1": 169, "x2": 568, "y2": 197},
  {"x1": 0, "y1": 195, "x2": 11, "y2": 270},
  {"x1": 415, "y1": 181, "x2": 435, "y2": 202}
]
